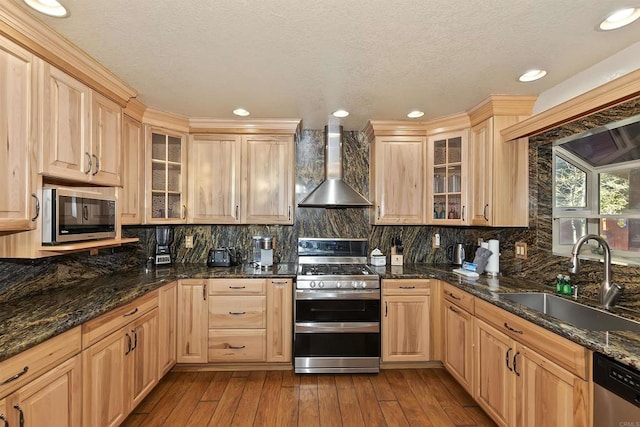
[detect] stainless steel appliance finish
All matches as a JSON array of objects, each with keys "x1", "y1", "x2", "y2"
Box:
[
  {"x1": 42, "y1": 187, "x2": 116, "y2": 244},
  {"x1": 297, "y1": 125, "x2": 372, "y2": 207},
  {"x1": 155, "y1": 226, "x2": 173, "y2": 265},
  {"x1": 593, "y1": 352, "x2": 640, "y2": 424},
  {"x1": 294, "y1": 238, "x2": 380, "y2": 374}
]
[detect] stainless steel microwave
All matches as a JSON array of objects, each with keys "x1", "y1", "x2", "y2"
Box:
[{"x1": 42, "y1": 187, "x2": 117, "y2": 244}]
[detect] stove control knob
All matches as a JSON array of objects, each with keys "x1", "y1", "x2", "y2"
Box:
[
  {"x1": 318, "y1": 281, "x2": 325, "y2": 288},
  {"x1": 310, "y1": 281, "x2": 316, "y2": 288},
  {"x1": 361, "y1": 282, "x2": 367, "y2": 288},
  {"x1": 352, "y1": 281, "x2": 358, "y2": 288},
  {"x1": 336, "y1": 283, "x2": 342, "y2": 288}
]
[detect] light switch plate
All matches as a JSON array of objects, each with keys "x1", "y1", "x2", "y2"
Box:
[
  {"x1": 432, "y1": 234, "x2": 440, "y2": 248},
  {"x1": 185, "y1": 235, "x2": 194, "y2": 248},
  {"x1": 515, "y1": 241, "x2": 527, "y2": 259}
]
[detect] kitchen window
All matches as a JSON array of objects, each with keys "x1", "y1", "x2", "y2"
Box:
[{"x1": 552, "y1": 113, "x2": 640, "y2": 265}]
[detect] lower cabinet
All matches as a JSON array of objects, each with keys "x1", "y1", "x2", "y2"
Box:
[
  {"x1": 82, "y1": 296, "x2": 159, "y2": 427},
  {"x1": 158, "y1": 281, "x2": 178, "y2": 376},
  {"x1": 442, "y1": 285, "x2": 474, "y2": 395},
  {"x1": 177, "y1": 278, "x2": 293, "y2": 364},
  {"x1": 4, "y1": 354, "x2": 82, "y2": 427},
  {"x1": 381, "y1": 279, "x2": 431, "y2": 362}
]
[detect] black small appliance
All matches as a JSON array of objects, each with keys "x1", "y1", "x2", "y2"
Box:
[
  {"x1": 155, "y1": 226, "x2": 173, "y2": 265},
  {"x1": 207, "y1": 247, "x2": 238, "y2": 267}
]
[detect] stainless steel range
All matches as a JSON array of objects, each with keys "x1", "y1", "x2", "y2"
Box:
[{"x1": 294, "y1": 238, "x2": 380, "y2": 374}]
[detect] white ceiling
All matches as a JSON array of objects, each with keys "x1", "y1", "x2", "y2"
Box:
[{"x1": 18, "y1": 0, "x2": 640, "y2": 130}]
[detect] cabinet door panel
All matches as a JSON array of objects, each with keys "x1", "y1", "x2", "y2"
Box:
[
  {"x1": 209, "y1": 296, "x2": 266, "y2": 328},
  {"x1": 266, "y1": 279, "x2": 292, "y2": 362},
  {"x1": 242, "y1": 135, "x2": 293, "y2": 224},
  {"x1": 469, "y1": 119, "x2": 492, "y2": 226},
  {"x1": 382, "y1": 295, "x2": 430, "y2": 362},
  {"x1": 177, "y1": 280, "x2": 208, "y2": 363},
  {"x1": 158, "y1": 282, "x2": 177, "y2": 377},
  {"x1": 129, "y1": 309, "x2": 158, "y2": 408},
  {"x1": 444, "y1": 302, "x2": 473, "y2": 394},
  {"x1": 11, "y1": 354, "x2": 81, "y2": 427},
  {"x1": 121, "y1": 115, "x2": 143, "y2": 224},
  {"x1": 91, "y1": 93, "x2": 122, "y2": 185},
  {"x1": 0, "y1": 38, "x2": 36, "y2": 231},
  {"x1": 188, "y1": 134, "x2": 241, "y2": 223}
]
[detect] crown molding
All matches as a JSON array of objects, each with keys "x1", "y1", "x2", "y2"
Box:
[
  {"x1": 468, "y1": 95, "x2": 537, "y2": 126},
  {"x1": 123, "y1": 98, "x2": 146, "y2": 122},
  {"x1": 143, "y1": 108, "x2": 190, "y2": 133},
  {"x1": 189, "y1": 118, "x2": 301, "y2": 134},
  {"x1": 0, "y1": 1, "x2": 136, "y2": 106}
]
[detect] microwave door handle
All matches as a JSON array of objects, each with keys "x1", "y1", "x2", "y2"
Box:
[{"x1": 83, "y1": 204, "x2": 89, "y2": 221}]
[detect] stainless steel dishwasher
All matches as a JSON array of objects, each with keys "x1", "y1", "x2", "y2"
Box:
[{"x1": 593, "y1": 352, "x2": 640, "y2": 424}]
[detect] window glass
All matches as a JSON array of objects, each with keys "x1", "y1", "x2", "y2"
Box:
[
  {"x1": 555, "y1": 156, "x2": 587, "y2": 208},
  {"x1": 557, "y1": 218, "x2": 588, "y2": 245},
  {"x1": 599, "y1": 171, "x2": 629, "y2": 215}
]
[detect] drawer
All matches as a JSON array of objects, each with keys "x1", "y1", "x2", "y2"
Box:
[
  {"x1": 208, "y1": 279, "x2": 265, "y2": 296},
  {"x1": 82, "y1": 290, "x2": 158, "y2": 348},
  {"x1": 475, "y1": 298, "x2": 588, "y2": 379},
  {"x1": 0, "y1": 326, "x2": 81, "y2": 399},
  {"x1": 442, "y1": 282, "x2": 474, "y2": 313},
  {"x1": 208, "y1": 329, "x2": 266, "y2": 362},
  {"x1": 209, "y1": 296, "x2": 266, "y2": 328},
  {"x1": 382, "y1": 279, "x2": 430, "y2": 295}
]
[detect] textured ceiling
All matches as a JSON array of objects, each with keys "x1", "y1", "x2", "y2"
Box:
[{"x1": 19, "y1": 0, "x2": 640, "y2": 130}]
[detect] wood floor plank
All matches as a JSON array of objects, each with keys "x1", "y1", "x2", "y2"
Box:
[
  {"x1": 137, "y1": 372, "x2": 199, "y2": 427},
  {"x1": 208, "y1": 376, "x2": 248, "y2": 426},
  {"x1": 384, "y1": 370, "x2": 435, "y2": 427},
  {"x1": 400, "y1": 369, "x2": 455, "y2": 427},
  {"x1": 281, "y1": 369, "x2": 300, "y2": 387},
  {"x1": 317, "y1": 375, "x2": 342, "y2": 427},
  {"x1": 418, "y1": 369, "x2": 477, "y2": 426},
  {"x1": 335, "y1": 375, "x2": 366, "y2": 427},
  {"x1": 380, "y1": 401, "x2": 410, "y2": 427},
  {"x1": 230, "y1": 371, "x2": 267, "y2": 427},
  {"x1": 120, "y1": 414, "x2": 146, "y2": 427},
  {"x1": 253, "y1": 371, "x2": 283, "y2": 426},
  {"x1": 201, "y1": 371, "x2": 233, "y2": 401},
  {"x1": 369, "y1": 369, "x2": 397, "y2": 401},
  {"x1": 298, "y1": 375, "x2": 320, "y2": 427},
  {"x1": 163, "y1": 371, "x2": 216, "y2": 426},
  {"x1": 434, "y1": 369, "x2": 477, "y2": 406},
  {"x1": 275, "y1": 381, "x2": 299, "y2": 426},
  {"x1": 132, "y1": 371, "x2": 179, "y2": 414},
  {"x1": 351, "y1": 375, "x2": 387, "y2": 427},
  {"x1": 185, "y1": 401, "x2": 218, "y2": 427},
  {"x1": 466, "y1": 405, "x2": 498, "y2": 427}
]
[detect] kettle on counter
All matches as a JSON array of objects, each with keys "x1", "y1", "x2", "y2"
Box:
[{"x1": 446, "y1": 243, "x2": 465, "y2": 265}]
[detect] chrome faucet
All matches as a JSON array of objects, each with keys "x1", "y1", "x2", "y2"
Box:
[{"x1": 569, "y1": 234, "x2": 622, "y2": 309}]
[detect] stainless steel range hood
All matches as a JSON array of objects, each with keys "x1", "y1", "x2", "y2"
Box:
[{"x1": 298, "y1": 124, "x2": 372, "y2": 208}]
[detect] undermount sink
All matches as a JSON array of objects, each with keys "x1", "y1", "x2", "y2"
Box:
[{"x1": 499, "y1": 292, "x2": 640, "y2": 333}]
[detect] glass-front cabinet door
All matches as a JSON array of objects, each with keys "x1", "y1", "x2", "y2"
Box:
[
  {"x1": 427, "y1": 130, "x2": 469, "y2": 225},
  {"x1": 146, "y1": 127, "x2": 187, "y2": 223}
]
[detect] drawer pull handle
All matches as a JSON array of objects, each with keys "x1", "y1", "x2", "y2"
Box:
[
  {"x1": 31, "y1": 193, "x2": 40, "y2": 221},
  {"x1": 445, "y1": 291, "x2": 461, "y2": 300},
  {"x1": 0, "y1": 366, "x2": 28, "y2": 385},
  {"x1": 131, "y1": 329, "x2": 138, "y2": 351},
  {"x1": 84, "y1": 152, "x2": 92, "y2": 174},
  {"x1": 513, "y1": 351, "x2": 521, "y2": 376},
  {"x1": 503, "y1": 322, "x2": 523, "y2": 334},
  {"x1": 229, "y1": 286, "x2": 246, "y2": 289},
  {"x1": 229, "y1": 311, "x2": 246, "y2": 315},
  {"x1": 13, "y1": 404, "x2": 23, "y2": 427},
  {"x1": 229, "y1": 345, "x2": 246, "y2": 350},
  {"x1": 505, "y1": 347, "x2": 513, "y2": 372},
  {"x1": 483, "y1": 204, "x2": 489, "y2": 222},
  {"x1": 399, "y1": 286, "x2": 416, "y2": 289},
  {"x1": 125, "y1": 333, "x2": 132, "y2": 355},
  {"x1": 123, "y1": 307, "x2": 139, "y2": 317},
  {"x1": 92, "y1": 154, "x2": 100, "y2": 175},
  {"x1": 272, "y1": 281, "x2": 288, "y2": 286},
  {"x1": 448, "y1": 305, "x2": 460, "y2": 314}
]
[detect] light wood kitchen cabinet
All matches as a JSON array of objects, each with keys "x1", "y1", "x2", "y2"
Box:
[
  {"x1": 145, "y1": 126, "x2": 188, "y2": 223},
  {"x1": 176, "y1": 279, "x2": 209, "y2": 363},
  {"x1": 82, "y1": 293, "x2": 159, "y2": 427},
  {"x1": 0, "y1": 398, "x2": 6, "y2": 425},
  {"x1": 370, "y1": 136, "x2": 425, "y2": 224},
  {"x1": 473, "y1": 297, "x2": 589, "y2": 427},
  {"x1": 468, "y1": 96, "x2": 535, "y2": 227},
  {"x1": 266, "y1": 279, "x2": 292, "y2": 363},
  {"x1": 5, "y1": 354, "x2": 82, "y2": 427},
  {"x1": 120, "y1": 114, "x2": 144, "y2": 225},
  {"x1": 381, "y1": 279, "x2": 431, "y2": 362},
  {"x1": 188, "y1": 134, "x2": 242, "y2": 223},
  {"x1": 0, "y1": 36, "x2": 39, "y2": 232},
  {"x1": 442, "y1": 284, "x2": 474, "y2": 395},
  {"x1": 427, "y1": 130, "x2": 469, "y2": 225},
  {"x1": 241, "y1": 135, "x2": 294, "y2": 224},
  {"x1": 158, "y1": 281, "x2": 177, "y2": 377},
  {"x1": 41, "y1": 63, "x2": 122, "y2": 186}
]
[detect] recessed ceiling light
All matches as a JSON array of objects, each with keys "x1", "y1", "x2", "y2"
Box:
[
  {"x1": 599, "y1": 7, "x2": 640, "y2": 30},
  {"x1": 407, "y1": 110, "x2": 425, "y2": 119},
  {"x1": 332, "y1": 110, "x2": 349, "y2": 118},
  {"x1": 518, "y1": 69, "x2": 547, "y2": 82},
  {"x1": 23, "y1": 0, "x2": 68, "y2": 17},
  {"x1": 233, "y1": 108, "x2": 250, "y2": 117}
]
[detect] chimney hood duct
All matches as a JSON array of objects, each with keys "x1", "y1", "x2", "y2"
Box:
[{"x1": 298, "y1": 124, "x2": 372, "y2": 208}]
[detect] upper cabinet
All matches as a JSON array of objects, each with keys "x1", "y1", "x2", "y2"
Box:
[
  {"x1": 427, "y1": 130, "x2": 469, "y2": 225},
  {"x1": 145, "y1": 126, "x2": 188, "y2": 224},
  {"x1": 468, "y1": 96, "x2": 536, "y2": 227},
  {"x1": 0, "y1": 36, "x2": 39, "y2": 232},
  {"x1": 40, "y1": 63, "x2": 123, "y2": 186},
  {"x1": 369, "y1": 135, "x2": 425, "y2": 224},
  {"x1": 121, "y1": 113, "x2": 144, "y2": 225}
]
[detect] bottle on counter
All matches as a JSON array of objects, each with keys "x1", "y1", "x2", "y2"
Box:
[
  {"x1": 563, "y1": 275, "x2": 572, "y2": 296},
  {"x1": 556, "y1": 274, "x2": 564, "y2": 294}
]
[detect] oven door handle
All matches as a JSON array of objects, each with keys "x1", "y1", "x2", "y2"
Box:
[
  {"x1": 295, "y1": 290, "x2": 380, "y2": 300},
  {"x1": 295, "y1": 322, "x2": 380, "y2": 333}
]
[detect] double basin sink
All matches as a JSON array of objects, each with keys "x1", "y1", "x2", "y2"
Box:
[{"x1": 499, "y1": 292, "x2": 640, "y2": 333}]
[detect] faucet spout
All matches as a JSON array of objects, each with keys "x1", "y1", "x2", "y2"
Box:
[{"x1": 569, "y1": 234, "x2": 620, "y2": 309}]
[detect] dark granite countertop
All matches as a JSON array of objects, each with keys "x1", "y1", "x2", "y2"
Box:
[{"x1": 2, "y1": 262, "x2": 639, "y2": 374}]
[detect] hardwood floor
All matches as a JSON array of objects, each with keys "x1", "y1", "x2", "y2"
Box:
[{"x1": 123, "y1": 368, "x2": 496, "y2": 427}]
